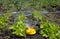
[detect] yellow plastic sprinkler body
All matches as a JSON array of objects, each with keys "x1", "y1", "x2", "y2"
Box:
[{"x1": 26, "y1": 26, "x2": 36, "y2": 35}]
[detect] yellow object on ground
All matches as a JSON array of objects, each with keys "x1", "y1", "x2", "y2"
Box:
[{"x1": 26, "y1": 28, "x2": 36, "y2": 35}]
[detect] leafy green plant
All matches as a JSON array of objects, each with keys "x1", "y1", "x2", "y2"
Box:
[
  {"x1": 15, "y1": 0, "x2": 22, "y2": 10},
  {"x1": 48, "y1": 0, "x2": 59, "y2": 6},
  {"x1": 1, "y1": 0, "x2": 60, "y2": 12},
  {"x1": 32, "y1": 10, "x2": 44, "y2": 22},
  {"x1": 56, "y1": 31, "x2": 60, "y2": 39},
  {"x1": 9, "y1": 13, "x2": 27, "y2": 37},
  {"x1": 39, "y1": 0, "x2": 49, "y2": 7},
  {"x1": 0, "y1": 0, "x2": 2, "y2": 4},
  {"x1": 40, "y1": 20, "x2": 60, "y2": 39},
  {"x1": 0, "y1": 13, "x2": 11, "y2": 29}
]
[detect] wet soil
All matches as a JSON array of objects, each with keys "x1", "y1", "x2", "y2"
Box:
[
  {"x1": 44, "y1": 13, "x2": 60, "y2": 25},
  {"x1": 0, "y1": 7, "x2": 60, "y2": 39},
  {"x1": 0, "y1": 30, "x2": 44, "y2": 39}
]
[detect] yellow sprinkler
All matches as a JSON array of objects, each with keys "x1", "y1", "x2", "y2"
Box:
[{"x1": 26, "y1": 24, "x2": 36, "y2": 35}]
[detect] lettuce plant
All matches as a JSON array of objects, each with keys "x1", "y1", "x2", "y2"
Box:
[
  {"x1": 32, "y1": 10, "x2": 44, "y2": 22},
  {"x1": 40, "y1": 20, "x2": 60, "y2": 39},
  {"x1": 9, "y1": 13, "x2": 27, "y2": 37},
  {"x1": 0, "y1": 13, "x2": 11, "y2": 29}
]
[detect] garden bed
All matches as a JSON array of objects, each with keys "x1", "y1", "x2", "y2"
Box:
[
  {"x1": 0, "y1": 30, "x2": 44, "y2": 39},
  {"x1": 0, "y1": 0, "x2": 60, "y2": 39},
  {"x1": 0, "y1": 10, "x2": 60, "y2": 39}
]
